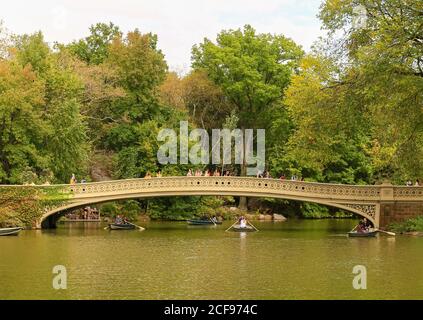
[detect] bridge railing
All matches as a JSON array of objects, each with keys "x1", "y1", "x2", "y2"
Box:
[
  {"x1": 2, "y1": 177, "x2": 422, "y2": 201},
  {"x1": 64, "y1": 176, "x2": 385, "y2": 201},
  {"x1": 393, "y1": 186, "x2": 423, "y2": 200}
]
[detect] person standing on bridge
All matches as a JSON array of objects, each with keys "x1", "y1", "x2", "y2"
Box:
[
  {"x1": 257, "y1": 170, "x2": 263, "y2": 178},
  {"x1": 70, "y1": 173, "x2": 77, "y2": 184}
]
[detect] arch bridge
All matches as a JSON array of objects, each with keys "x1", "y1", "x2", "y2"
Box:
[{"x1": 34, "y1": 176, "x2": 423, "y2": 229}]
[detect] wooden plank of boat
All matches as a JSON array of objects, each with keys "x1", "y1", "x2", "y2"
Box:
[
  {"x1": 187, "y1": 219, "x2": 222, "y2": 225},
  {"x1": 108, "y1": 223, "x2": 136, "y2": 230},
  {"x1": 0, "y1": 227, "x2": 23, "y2": 236},
  {"x1": 230, "y1": 225, "x2": 256, "y2": 232},
  {"x1": 348, "y1": 230, "x2": 378, "y2": 237}
]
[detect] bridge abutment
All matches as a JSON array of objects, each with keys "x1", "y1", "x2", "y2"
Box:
[
  {"x1": 378, "y1": 183, "x2": 423, "y2": 227},
  {"x1": 380, "y1": 202, "x2": 423, "y2": 228}
]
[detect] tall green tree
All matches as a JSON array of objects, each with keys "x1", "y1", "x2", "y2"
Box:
[
  {"x1": 182, "y1": 69, "x2": 233, "y2": 129},
  {"x1": 14, "y1": 32, "x2": 89, "y2": 182},
  {"x1": 67, "y1": 22, "x2": 121, "y2": 65},
  {"x1": 283, "y1": 55, "x2": 373, "y2": 183},
  {"x1": 303, "y1": 0, "x2": 423, "y2": 182},
  {"x1": 100, "y1": 29, "x2": 173, "y2": 178},
  {"x1": 192, "y1": 25, "x2": 303, "y2": 132},
  {"x1": 192, "y1": 25, "x2": 303, "y2": 208},
  {"x1": 281, "y1": 0, "x2": 423, "y2": 185},
  {"x1": 0, "y1": 60, "x2": 46, "y2": 183}
]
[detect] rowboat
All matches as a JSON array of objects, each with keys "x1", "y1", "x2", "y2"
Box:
[
  {"x1": 230, "y1": 225, "x2": 256, "y2": 232},
  {"x1": 108, "y1": 223, "x2": 136, "y2": 230},
  {"x1": 348, "y1": 230, "x2": 378, "y2": 237},
  {"x1": 187, "y1": 219, "x2": 222, "y2": 225},
  {"x1": 0, "y1": 227, "x2": 23, "y2": 236}
]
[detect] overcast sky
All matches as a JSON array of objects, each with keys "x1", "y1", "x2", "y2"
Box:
[{"x1": 1, "y1": 0, "x2": 325, "y2": 73}]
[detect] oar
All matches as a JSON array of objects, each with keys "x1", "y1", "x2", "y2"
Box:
[
  {"x1": 209, "y1": 217, "x2": 217, "y2": 226},
  {"x1": 376, "y1": 229, "x2": 396, "y2": 236},
  {"x1": 225, "y1": 219, "x2": 239, "y2": 232},
  {"x1": 351, "y1": 225, "x2": 358, "y2": 232},
  {"x1": 126, "y1": 221, "x2": 145, "y2": 231},
  {"x1": 247, "y1": 220, "x2": 259, "y2": 232},
  {"x1": 104, "y1": 225, "x2": 109, "y2": 230}
]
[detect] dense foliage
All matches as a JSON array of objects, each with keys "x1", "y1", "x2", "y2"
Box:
[
  {"x1": 389, "y1": 216, "x2": 423, "y2": 233},
  {"x1": 283, "y1": 0, "x2": 423, "y2": 184},
  {"x1": 0, "y1": 186, "x2": 71, "y2": 227}
]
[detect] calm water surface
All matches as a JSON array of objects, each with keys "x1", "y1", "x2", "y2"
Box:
[{"x1": 1, "y1": 219, "x2": 423, "y2": 299}]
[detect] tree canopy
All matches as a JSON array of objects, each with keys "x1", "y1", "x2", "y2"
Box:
[{"x1": 282, "y1": 0, "x2": 423, "y2": 183}]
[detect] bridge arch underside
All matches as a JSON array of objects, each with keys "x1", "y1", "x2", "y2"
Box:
[{"x1": 40, "y1": 191, "x2": 378, "y2": 228}]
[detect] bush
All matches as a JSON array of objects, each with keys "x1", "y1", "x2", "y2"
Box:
[
  {"x1": 389, "y1": 216, "x2": 423, "y2": 232},
  {"x1": 99, "y1": 200, "x2": 142, "y2": 221},
  {"x1": 300, "y1": 203, "x2": 330, "y2": 218},
  {"x1": 147, "y1": 196, "x2": 230, "y2": 220}
]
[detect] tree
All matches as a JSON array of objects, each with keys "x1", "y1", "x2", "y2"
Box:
[
  {"x1": 315, "y1": 0, "x2": 423, "y2": 182},
  {"x1": 0, "y1": 20, "x2": 11, "y2": 59},
  {"x1": 192, "y1": 25, "x2": 303, "y2": 131},
  {"x1": 192, "y1": 24, "x2": 303, "y2": 208},
  {"x1": 283, "y1": 55, "x2": 373, "y2": 182},
  {"x1": 0, "y1": 60, "x2": 46, "y2": 184},
  {"x1": 280, "y1": 0, "x2": 423, "y2": 185},
  {"x1": 63, "y1": 50, "x2": 126, "y2": 147},
  {"x1": 64, "y1": 22, "x2": 126, "y2": 148},
  {"x1": 14, "y1": 32, "x2": 89, "y2": 182},
  {"x1": 99, "y1": 29, "x2": 176, "y2": 178},
  {"x1": 67, "y1": 22, "x2": 121, "y2": 65},
  {"x1": 104, "y1": 30, "x2": 168, "y2": 125},
  {"x1": 182, "y1": 69, "x2": 233, "y2": 129},
  {"x1": 158, "y1": 72, "x2": 185, "y2": 111}
]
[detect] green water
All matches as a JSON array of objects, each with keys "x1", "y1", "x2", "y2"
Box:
[{"x1": 1, "y1": 219, "x2": 422, "y2": 300}]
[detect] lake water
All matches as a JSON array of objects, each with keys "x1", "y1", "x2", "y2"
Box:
[{"x1": 1, "y1": 219, "x2": 422, "y2": 299}]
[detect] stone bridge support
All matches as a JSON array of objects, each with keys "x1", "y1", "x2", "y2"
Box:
[{"x1": 379, "y1": 183, "x2": 423, "y2": 227}]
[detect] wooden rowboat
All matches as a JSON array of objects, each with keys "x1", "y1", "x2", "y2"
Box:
[
  {"x1": 230, "y1": 225, "x2": 256, "y2": 232},
  {"x1": 0, "y1": 227, "x2": 23, "y2": 236},
  {"x1": 187, "y1": 219, "x2": 222, "y2": 225},
  {"x1": 348, "y1": 230, "x2": 378, "y2": 237},
  {"x1": 108, "y1": 223, "x2": 136, "y2": 230}
]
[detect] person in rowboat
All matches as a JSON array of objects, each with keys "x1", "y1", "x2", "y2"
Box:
[
  {"x1": 356, "y1": 218, "x2": 372, "y2": 233},
  {"x1": 115, "y1": 215, "x2": 123, "y2": 225},
  {"x1": 239, "y1": 216, "x2": 247, "y2": 229},
  {"x1": 363, "y1": 218, "x2": 373, "y2": 231},
  {"x1": 356, "y1": 221, "x2": 366, "y2": 233}
]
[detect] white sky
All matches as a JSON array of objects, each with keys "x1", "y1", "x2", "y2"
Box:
[{"x1": 1, "y1": 0, "x2": 325, "y2": 73}]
